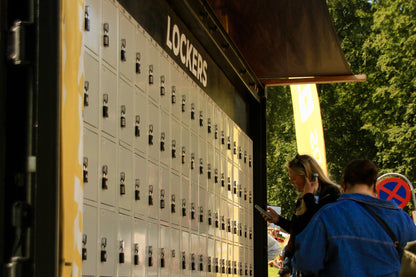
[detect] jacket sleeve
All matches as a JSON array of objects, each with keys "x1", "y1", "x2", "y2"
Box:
[{"x1": 277, "y1": 216, "x2": 292, "y2": 234}]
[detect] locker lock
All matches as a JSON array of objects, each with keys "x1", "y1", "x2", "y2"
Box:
[
  {"x1": 135, "y1": 53, "x2": 141, "y2": 74},
  {"x1": 249, "y1": 155, "x2": 252, "y2": 167},
  {"x1": 199, "y1": 158, "x2": 203, "y2": 174},
  {"x1": 233, "y1": 142, "x2": 237, "y2": 155},
  {"x1": 82, "y1": 234, "x2": 87, "y2": 261},
  {"x1": 102, "y1": 165, "x2": 108, "y2": 190},
  {"x1": 221, "y1": 259, "x2": 225, "y2": 273},
  {"x1": 233, "y1": 180, "x2": 237, "y2": 194},
  {"x1": 239, "y1": 222, "x2": 243, "y2": 237},
  {"x1": 148, "y1": 185, "x2": 154, "y2": 206},
  {"x1": 199, "y1": 254, "x2": 204, "y2": 271},
  {"x1": 120, "y1": 39, "x2": 127, "y2": 62},
  {"x1": 182, "y1": 199, "x2": 186, "y2": 217},
  {"x1": 171, "y1": 249, "x2": 176, "y2": 258},
  {"x1": 100, "y1": 237, "x2": 107, "y2": 262},
  {"x1": 249, "y1": 227, "x2": 253, "y2": 240},
  {"x1": 214, "y1": 258, "x2": 219, "y2": 273},
  {"x1": 214, "y1": 169, "x2": 218, "y2": 184},
  {"x1": 221, "y1": 173, "x2": 225, "y2": 187},
  {"x1": 160, "y1": 248, "x2": 165, "y2": 268},
  {"x1": 83, "y1": 157, "x2": 88, "y2": 183},
  {"x1": 135, "y1": 179, "x2": 140, "y2": 201},
  {"x1": 227, "y1": 177, "x2": 231, "y2": 191},
  {"x1": 181, "y1": 95, "x2": 186, "y2": 112},
  {"x1": 135, "y1": 115, "x2": 140, "y2": 137},
  {"x1": 191, "y1": 202, "x2": 195, "y2": 220},
  {"x1": 233, "y1": 220, "x2": 237, "y2": 234},
  {"x1": 221, "y1": 216, "x2": 225, "y2": 230},
  {"x1": 208, "y1": 210, "x2": 212, "y2": 225},
  {"x1": 134, "y1": 243, "x2": 139, "y2": 265},
  {"x1": 119, "y1": 240, "x2": 125, "y2": 264},
  {"x1": 120, "y1": 172, "x2": 126, "y2": 195},
  {"x1": 84, "y1": 6, "x2": 90, "y2": 31},
  {"x1": 207, "y1": 256, "x2": 212, "y2": 272},
  {"x1": 83, "y1": 81, "x2": 89, "y2": 107},
  {"x1": 148, "y1": 246, "x2": 153, "y2": 267},
  {"x1": 244, "y1": 151, "x2": 247, "y2": 164},
  {"x1": 199, "y1": 111, "x2": 203, "y2": 127},
  {"x1": 191, "y1": 253, "x2": 196, "y2": 271},
  {"x1": 171, "y1": 86, "x2": 176, "y2": 104},
  {"x1": 239, "y1": 262, "x2": 243, "y2": 276},
  {"x1": 214, "y1": 125, "x2": 218, "y2": 139},
  {"x1": 244, "y1": 188, "x2": 248, "y2": 201},
  {"x1": 227, "y1": 136, "x2": 231, "y2": 150},
  {"x1": 181, "y1": 147, "x2": 186, "y2": 164},
  {"x1": 181, "y1": 251, "x2": 186, "y2": 269},
  {"x1": 171, "y1": 194, "x2": 176, "y2": 213},
  {"x1": 160, "y1": 75, "x2": 165, "y2": 96},
  {"x1": 227, "y1": 218, "x2": 231, "y2": 233},
  {"x1": 171, "y1": 140, "x2": 176, "y2": 158},
  {"x1": 244, "y1": 224, "x2": 248, "y2": 238},
  {"x1": 191, "y1": 153, "x2": 195, "y2": 170},
  {"x1": 245, "y1": 263, "x2": 248, "y2": 276},
  {"x1": 120, "y1": 105, "x2": 126, "y2": 128},
  {"x1": 199, "y1": 206, "x2": 204, "y2": 223},
  {"x1": 160, "y1": 132, "x2": 165, "y2": 152},
  {"x1": 239, "y1": 184, "x2": 242, "y2": 198},
  {"x1": 103, "y1": 94, "x2": 109, "y2": 118},
  {"x1": 214, "y1": 212, "x2": 219, "y2": 228},
  {"x1": 160, "y1": 189, "x2": 165, "y2": 209},
  {"x1": 207, "y1": 163, "x2": 211, "y2": 179},
  {"x1": 221, "y1": 131, "x2": 225, "y2": 145},
  {"x1": 227, "y1": 260, "x2": 232, "y2": 274},
  {"x1": 148, "y1": 125, "x2": 154, "y2": 145},
  {"x1": 148, "y1": 65, "x2": 154, "y2": 85},
  {"x1": 233, "y1": 261, "x2": 237, "y2": 275},
  {"x1": 250, "y1": 264, "x2": 253, "y2": 276},
  {"x1": 103, "y1": 23, "x2": 109, "y2": 47},
  {"x1": 249, "y1": 191, "x2": 252, "y2": 203},
  {"x1": 238, "y1": 146, "x2": 242, "y2": 159},
  {"x1": 191, "y1": 103, "x2": 195, "y2": 120},
  {"x1": 207, "y1": 118, "x2": 211, "y2": 133}
]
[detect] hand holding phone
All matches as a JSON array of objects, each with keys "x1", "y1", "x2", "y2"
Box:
[{"x1": 255, "y1": 204, "x2": 272, "y2": 220}]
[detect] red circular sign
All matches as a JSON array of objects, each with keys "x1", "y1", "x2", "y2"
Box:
[{"x1": 376, "y1": 177, "x2": 411, "y2": 208}]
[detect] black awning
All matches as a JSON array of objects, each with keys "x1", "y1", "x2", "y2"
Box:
[{"x1": 207, "y1": 0, "x2": 365, "y2": 85}]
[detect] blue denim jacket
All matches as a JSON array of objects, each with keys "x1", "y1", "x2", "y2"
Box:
[{"x1": 294, "y1": 193, "x2": 416, "y2": 276}]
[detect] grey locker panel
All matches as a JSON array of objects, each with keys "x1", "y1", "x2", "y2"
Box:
[
  {"x1": 100, "y1": 136, "x2": 117, "y2": 206},
  {"x1": 134, "y1": 25, "x2": 149, "y2": 91},
  {"x1": 190, "y1": 180, "x2": 198, "y2": 232},
  {"x1": 159, "y1": 166, "x2": 170, "y2": 223},
  {"x1": 82, "y1": 205, "x2": 98, "y2": 276},
  {"x1": 147, "y1": 222, "x2": 159, "y2": 277},
  {"x1": 84, "y1": 52, "x2": 100, "y2": 127},
  {"x1": 159, "y1": 225, "x2": 170, "y2": 274},
  {"x1": 99, "y1": 209, "x2": 117, "y2": 276},
  {"x1": 133, "y1": 88, "x2": 147, "y2": 155},
  {"x1": 101, "y1": 66, "x2": 118, "y2": 138},
  {"x1": 170, "y1": 228, "x2": 181, "y2": 277},
  {"x1": 102, "y1": 0, "x2": 118, "y2": 68},
  {"x1": 146, "y1": 39, "x2": 160, "y2": 104},
  {"x1": 181, "y1": 127, "x2": 190, "y2": 178},
  {"x1": 84, "y1": 0, "x2": 101, "y2": 55},
  {"x1": 181, "y1": 177, "x2": 190, "y2": 228},
  {"x1": 190, "y1": 132, "x2": 199, "y2": 184},
  {"x1": 83, "y1": 127, "x2": 99, "y2": 202},
  {"x1": 118, "y1": 146, "x2": 132, "y2": 212},
  {"x1": 133, "y1": 218, "x2": 147, "y2": 276},
  {"x1": 119, "y1": 79, "x2": 134, "y2": 146},
  {"x1": 147, "y1": 161, "x2": 159, "y2": 219},
  {"x1": 117, "y1": 214, "x2": 132, "y2": 276},
  {"x1": 160, "y1": 111, "x2": 170, "y2": 167},
  {"x1": 170, "y1": 172, "x2": 181, "y2": 227},
  {"x1": 147, "y1": 101, "x2": 160, "y2": 162},
  {"x1": 170, "y1": 118, "x2": 181, "y2": 173},
  {"x1": 119, "y1": 9, "x2": 135, "y2": 82},
  {"x1": 133, "y1": 153, "x2": 146, "y2": 217}
]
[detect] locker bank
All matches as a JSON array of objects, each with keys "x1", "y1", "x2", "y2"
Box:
[{"x1": 0, "y1": 0, "x2": 358, "y2": 276}]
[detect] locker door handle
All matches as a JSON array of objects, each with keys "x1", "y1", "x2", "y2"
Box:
[
  {"x1": 119, "y1": 240, "x2": 125, "y2": 264},
  {"x1": 148, "y1": 185, "x2": 154, "y2": 206},
  {"x1": 103, "y1": 94, "x2": 109, "y2": 118},
  {"x1": 103, "y1": 23, "x2": 109, "y2": 47},
  {"x1": 120, "y1": 172, "x2": 126, "y2": 195},
  {"x1": 135, "y1": 115, "x2": 140, "y2": 137},
  {"x1": 148, "y1": 246, "x2": 153, "y2": 267},
  {"x1": 171, "y1": 86, "x2": 176, "y2": 103},
  {"x1": 160, "y1": 76, "x2": 165, "y2": 96},
  {"x1": 120, "y1": 39, "x2": 127, "y2": 62},
  {"x1": 171, "y1": 194, "x2": 176, "y2": 213},
  {"x1": 82, "y1": 234, "x2": 87, "y2": 261},
  {"x1": 83, "y1": 157, "x2": 88, "y2": 183},
  {"x1": 160, "y1": 132, "x2": 165, "y2": 152},
  {"x1": 100, "y1": 237, "x2": 107, "y2": 262},
  {"x1": 171, "y1": 140, "x2": 176, "y2": 158},
  {"x1": 149, "y1": 65, "x2": 154, "y2": 85},
  {"x1": 135, "y1": 53, "x2": 141, "y2": 74},
  {"x1": 199, "y1": 111, "x2": 203, "y2": 127},
  {"x1": 160, "y1": 189, "x2": 165, "y2": 209},
  {"x1": 102, "y1": 165, "x2": 108, "y2": 190},
  {"x1": 148, "y1": 125, "x2": 154, "y2": 145},
  {"x1": 84, "y1": 81, "x2": 89, "y2": 107},
  {"x1": 120, "y1": 105, "x2": 126, "y2": 128},
  {"x1": 84, "y1": 6, "x2": 90, "y2": 31},
  {"x1": 134, "y1": 243, "x2": 139, "y2": 265},
  {"x1": 135, "y1": 179, "x2": 140, "y2": 201}
]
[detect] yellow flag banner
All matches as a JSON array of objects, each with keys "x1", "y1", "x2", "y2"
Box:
[{"x1": 290, "y1": 84, "x2": 328, "y2": 175}]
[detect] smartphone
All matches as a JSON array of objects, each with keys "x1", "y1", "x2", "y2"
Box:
[
  {"x1": 313, "y1": 173, "x2": 318, "y2": 181},
  {"x1": 254, "y1": 204, "x2": 272, "y2": 219}
]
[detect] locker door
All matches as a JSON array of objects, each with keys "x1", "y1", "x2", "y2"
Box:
[
  {"x1": 181, "y1": 127, "x2": 190, "y2": 178},
  {"x1": 119, "y1": 79, "x2": 134, "y2": 146},
  {"x1": 160, "y1": 225, "x2": 170, "y2": 275},
  {"x1": 197, "y1": 89, "x2": 206, "y2": 139},
  {"x1": 147, "y1": 101, "x2": 160, "y2": 162},
  {"x1": 117, "y1": 214, "x2": 132, "y2": 277},
  {"x1": 189, "y1": 83, "x2": 199, "y2": 133},
  {"x1": 190, "y1": 233, "x2": 200, "y2": 276},
  {"x1": 159, "y1": 53, "x2": 171, "y2": 113},
  {"x1": 160, "y1": 111, "x2": 170, "y2": 167},
  {"x1": 190, "y1": 132, "x2": 199, "y2": 184},
  {"x1": 206, "y1": 238, "x2": 215, "y2": 277},
  {"x1": 233, "y1": 204, "x2": 240, "y2": 244},
  {"x1": 83, "y1": 127, "x2": 98, "y2": 201},
  {"x1": 170, "y1": 64, "x2": 182, "y2": 121},
  {"x1": 225, "y1": 118, "x2": 233, "y2": 162},
  {"x1": 220, "y1": 201, "x2": 227, "y2": 241},
  {"x1": 99, "y1": 209, "x2": 117, "y2": 276},
  {"x1": 181, "y1": 231, "x2": 190, "y2": 275},
  {"x1": 147, "y1": 39, "x2": 160, "y2": 104},
  {"x1": 81, "y1": 205, "x2": 97, "y2": 276},
  {"x1": 199, "y1": 140, "x2": 207, "y2": 191},
  {"x1": 101, "y1": 66, "x2": 117, "y2": 138},
  {"x1": 180, "y1": 82, "x2": 190, "y2": 128},
  {"x1": 198, "y1": 187, "x2": 208, "y2": 235},
  {"x1": 205, "y1": 99, "x2": 214, "y2": 147},
  {"x1": 206, "y1": 192, "x2": 215, "y2": 237},
  {"x1": 219, "y1": 157, "x2": 227, "y2": 199},
  {"x1": 207, "y1": 144, "x2": 214, "y2": 194},
  {"x1": 147, "y1": 222, "x2": 159, "y2": 277},
  {"x1": 118, "y1": 146, "x2": 132, "y2": 212},
  {"x1": 132, "y1": 218, "x2": 146, "y2": 276},
  {"x1": 226, "y1": 203, "x2": 233, "y2": 243},
  {"x1": 170, "y1": 228, "x2": 181, "y2": 277},
  {"x1": 147, "y1": 162, "x2": 159, "y2": 219},
  {"x1": 225, "y1": 162, "x2": 233, "y2": 202},
  {"x1": 119, "y1": 10, "x2": 135, "y2": 82},
  {"x1": 84, "y1": 0, "x2": 100, "y2": 55},
  {"x1": 134, "y1": 24, "x2": 148, "y2": 91},
  {"x1": 170, "y1": 172, "x2": 181, "y2": 226},
  {"x1": 100, "y1": 137, "x2": 117, "y2": 206},
  {"x1": 181, "y1": 177, "x2": 190, "y2": 228},
  {"x1": 133, "y1": 153, "x2": 146, "y2": 217},
  {"x1": 83, "y1": 52, "x2": 99, "y2": 127},
  {"x1": 133, "y1": 88, "x2": 147, "y2": 155},
  {"x1": 160, "y1": 166, "x2": 170, "y2": 223},
  {"x1": 214, "y1": 195, "x2": 222, "y2": 239},
  {"x1": 170, "y1": 118, "x2": 181, "y2": 173},
  {"x1": 190, "y1": 180, "x2": 199, "y2": 232},
  {"x1": 232, "y1": 166, "x2": 239, "y2": 203},
  {"x1": 102, "y1": 0, "x2": 118, "y2": 69}
]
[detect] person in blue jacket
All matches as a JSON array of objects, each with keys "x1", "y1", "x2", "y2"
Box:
[{"x1": 294, "y1": 159, "x2": 416, "y2": 276}]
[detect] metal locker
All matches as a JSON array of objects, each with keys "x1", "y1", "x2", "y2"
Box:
[
  {"x1": 159, "y1": 166, "x2": 170, "y2": 223},
  {"x1": 205, "y1": 99, "x2": 214, "y2": 145},
  {"x1": 133, "y1": 88, "x2": 147, "y2": 155},
  {"x1": 147, "y1": 222, "x2": 159, "y2": 277},
  {"x1": 170, "y1": 228, "x2": 181, "y2": 277},
  {"x1": 159, "y1": 53, "x2": 172, "y2": 113},
  {"x1": 99, "y1": 208, "x2": 117, "y2": 276},
  {"x1": 81, "y1": 205, "x2": 98, "y2": 276},
  {"x1": 119, "y1": 9, "x2": 135, "y2": 82},
  {"x1": 227, "y1": 243, "x2": 233, "y2": 276},
  {"x1": 169, "y1": 64, "x2": 183, "y2": 121},
  {"x1": 213, "y1": 107, "x2": 224, "y2": 153},
  {"x1": 102, "y1": 0, "x2": 118, "y2": 69},
  {"x1": 190, "y1": 180, "x2": 199, "y2": 232},
  {"x1": 181, "y1": 126, "x2": 190, "y2": 178},
  {"x1": 159, "y1": 225, "x2": 170, "y2": 274},
  {"x1": 198, "y1": 236, "x2": 207, "y2": 276},
  {"x1": 225, "y1": 118, "x2": 233, "y2": 162},
  {"x1": 84, "y1": 0, "x2": 100, "y2": 55},
  {"x1": 83, "y1": 52, "x2": 99, "y2": 127},
  {"x1": 118, "y1": 146, "x2": 132, "y2": 212},
  {"x1": 133, "y1": 153, "x2": 146, "y2": 217},
  {"x1": 83, "y1": 127, "x2": 98, "y2": 202},
  {"x1": 206, "y1": 238, "x2": 215, "y2": 276},
  {"x1": 160, "y1": 111, "x2": 170, "y2": 167},
  {"x1": 147, "y1": 101, "x2": 160, "y2": 162},
  {"x1": 170, "y1": 118, "x2": 181, "y2": 173},
  {"x1": 100, "y1": 136, "x2": 117, "y2": 206},
  {"x1": 190, "y1": 132, "x2": 199, "y2": 184},
  {"x1": 117, "y1": 214, "x2": 132, "y2": 277},
  {"x1": 180, "y1": 231, "x2": 190, "y2": 275},
  {"x1": 189, "y1": 83, "x2": 199, "y2": 133},
  {"x1": 101, "y1": 65, "x2": 118, "y2": 137},
  {"x1": 207, "y1": 145, "x2": 214, "y2": 195},
  {"x1": 134, "y1": 24, "x2": 148, "y2": 91},
  {"x1": 147, "y1": 38, "x2": 160, "y2": 104},
  {"x1": 233, "y1": 204, "x2": 240, "y2": 244},
  {"x1": 132, "y1": 218, "x2": 146, "y2": 276},
  {"x1": 190, "y1": 233, "x2": 200, "y2": 276},
  {"x1": 147, "y1": 161, "x2": 159, "y2": 219},
  {"x1": 180, "y1": 79, "x2": 190, "y2": 128},
  {"x1": 119, "y1": 79, "x2": 134, "y2": 146},
  {"x1": 226, "y1": 162, "x2": 233, "y2": 202},
  {"x1": 199, "y1": 140, "x2": 207, "y2": 191},
  {"x1": 198, "y1": 187, "x2": 208, "y2": 235},
  {"x1": 206, "y1": 192, "x2": 215, "y2": 237},
  {"x1": 170, "y1": 172, "x2": 181, "y2": 226},
  {"x1": 232, "y1": 166, "x2": 239, "y2": 203},
  {"x1": 226, "y1": 202, "x2": 233, "y2": 243},
  {"x1": 181, "y1": 177, "x2": 190, "y2": 228},
  {"x1": 197, "y1": 89, "x2": 206, "y2": 139}
]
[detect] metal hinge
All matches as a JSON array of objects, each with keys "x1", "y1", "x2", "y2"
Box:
[{"x1": 7, "y1": 20, "x2": 35, "y2": 65}]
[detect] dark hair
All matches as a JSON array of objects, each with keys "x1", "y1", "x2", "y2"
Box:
[{"x1": 343, "y1": 159, "x2": 378, "y2": 189}]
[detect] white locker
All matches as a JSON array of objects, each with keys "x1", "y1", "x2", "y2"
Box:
[
  {"x1": 147, "y1": 101, "x2": 160, "y2": 162},
  {"x1": 99, "y1": 209, "x2": 117, "y2": 277},
  {"x1": 199, "y1": 140, "x2": 207, "y2": 191},
  {"x1": 147, "y1": 162, "x2": 159, "y2": 219},
  {"x1": 190, "y1": 180, "x2": 198, "y2": 232},
  {"x1": 170, "y1": 118, "x2": 181, "y2": 173},
  {"x1": 190, "y1": 132, "x2": 199, "y2": 184},
  {"x1": 170, "y1": 228, "x2": 181, "y2": 277},
  {"x1": 117, "y1": 214, "x2": 132, "y2": 277},
  {"x1": 181, "y1": 127, "x2": 190, "y2": 178},
  {"x1": 181, "y1": 177, "x2": 190, "y2": 228},
  {"x1": 169, "y1": 64, "x2": 182, "y2": 121},
  {"x1": 206, "y1": 192, "x2": 215, "y2": 237},
  {"x1": 225, "y1": 118, "x2": 233, "y2": 162},
  {"x1": 84, "y1": 52, "x2": 99, "y2": 128},
  {"x1": 205, "y1": 99, "x2": 214, "y2": 146},
  {"x1": 119, "y1": 9, "x2": 135, "y2": 82},
  {"x1": 84, "y1": 0, "x2": 100, "y2": 55},
  {"x1": 159, "y1": 166, "x2": 170, "y2": 223},
  {"x1": 118, "y1": 146, "x2": 132, "y2": 212},
  {"x1": 198, "y1": 236, "x2": 207, "y2": 277},
  {"x1": 83, "y1": 127, "x2": 98, "y2": 202},
  {"x1": 132, "y1": 218, "x2": 146, "y2": 276},
  {"x1": 133, "y1": 88, "x2": 147, "y2": 155},
  {"x1": 190, "y1": 233, "x2": 200, "y2": 276},
  {"x1": 197, "y1": 89, "x2": 207, "y2": 139},
  {"x1": 82, "y1": 205, "x2": 98, "y2": 276},
  {"x1": 102, "y1": 0, "x2": 118, "y2": 69},
  {"x1": 147, "y1": 39, "x2": 160, "y2": 104},
  {"x1": 118, "y1": 79, "x2": 134, "y2": 146},
  {"x1": 159, "y1": 53, "x2": 172, "y2": 113},
  {"x1": 206, "y1": 238, "x2": 215, "y2": 276},
  {"x1": 180, "y1": 81, "x2": 190, "y2": 128},
  {"x1": 101, "y1": 65, "x2": 118, "y2": 138},
  {"x1": 100, "y1": 136, "x2": 117, "y2": 206},
  {"x1": 198, "y1": 187, "x2": 208, "y2": 235},
  {"x1": 134, "y1": 24, "x2": 148, "y2": 91},
  {"x1": 189, "y1": 83, "x2": 199, "y2": 133},
  {"x1": 159, "y1": 225, "x2": 170, "y2": 275},
  {"x1": 181, "y1": 231, "x2": 190, "y2": 275},
  {"x1": 133, "y1": 154, "x2": 146, "y2": 217},
  {"x1": 147, "y1": 222, "x2": 159, "y2": 277},
  {"x1": 206, "y1": 145, "x2": 214, "y2": 194},
  {"x1": 160, "y1": 111, "x2": 170, "y2": 167},
  {"x1": 170, "y1": 172, "x2": 181, "y2": 227}
]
